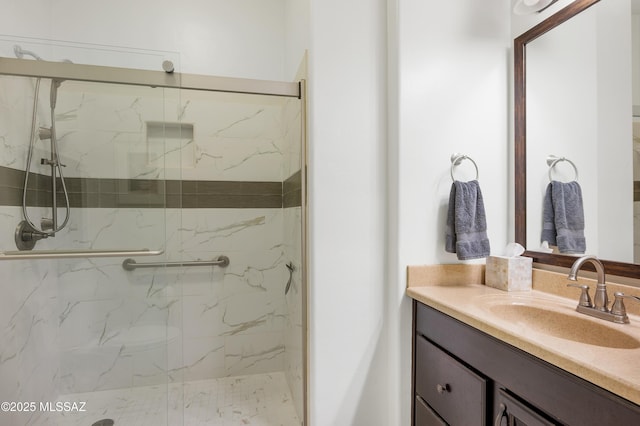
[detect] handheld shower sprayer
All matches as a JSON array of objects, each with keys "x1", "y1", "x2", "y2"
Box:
[
  {"x1": 50, "y1": 79, "x2": 63, "y2": 109},
  {"x1": 13, "y1": 44, "x2": 72, "y2": 249}
]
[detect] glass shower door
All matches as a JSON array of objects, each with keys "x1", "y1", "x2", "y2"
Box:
[
  {"x1": 54, "y1": 79, "x2": 177, "y2": 426},
  {"x1": 0, "y1": 74, "x2": 176, "y2": 426},
  {"x1": 167, "y1": 87, "x2": 304, "y2": 425}
]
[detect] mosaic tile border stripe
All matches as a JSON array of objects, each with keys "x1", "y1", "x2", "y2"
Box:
[{"x1": 0, "y1": 166, "x2": 302, "y2": 209}]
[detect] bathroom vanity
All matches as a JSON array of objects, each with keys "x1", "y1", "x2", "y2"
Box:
[
  {"x1": 413, "y1": 301, "x2": 640, "y2": 425},
  {"x1": 407, "y1": 265, "x2": 640, "y2": 426}
]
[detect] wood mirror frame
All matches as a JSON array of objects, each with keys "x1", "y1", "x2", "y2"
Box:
[{"x1": 514, "y1": 0, "x2": 640, "y2": 278}]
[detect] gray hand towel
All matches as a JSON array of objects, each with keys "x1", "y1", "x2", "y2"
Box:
[
  {"x1": 445, "y1": 180, "x2": 491, "y2": 260},
  {"x1": 541, "y1": 183, "x2": 557, "y2": 246},
  {"x1": 541, "y1": 180, "x2": 586, "y2": 254}
]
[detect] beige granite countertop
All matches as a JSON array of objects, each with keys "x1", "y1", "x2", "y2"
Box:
[{"x1": 406, "y1": 264, "x2": 640, "y2": 406}]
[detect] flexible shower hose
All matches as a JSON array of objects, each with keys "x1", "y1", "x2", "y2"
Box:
[{"x1": 22, "y1": 77, "x2": 70, "y2": 235}]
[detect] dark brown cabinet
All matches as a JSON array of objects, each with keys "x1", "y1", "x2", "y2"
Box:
[
  {"x1": 415, "y1": 395, "x2": 447, "y2": 426},
  {"x1": 494, "y1": 389, "x2": 556, "y2": 426},
  {"x1": 415, "y1": 337, "x2": 487, "y2": 425},
  {"x1": 412, "y1": 300, "x2": 640, "y2": 426}
]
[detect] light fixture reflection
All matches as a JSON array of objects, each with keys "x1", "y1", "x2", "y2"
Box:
[{"x1": 513, "y1": 0, "x2": 558, "y2": 15}]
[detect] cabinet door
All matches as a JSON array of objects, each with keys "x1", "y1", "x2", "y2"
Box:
[
  {"x1": 415, "y1": 336, "x2": 487, "y2": 426},
  {"x1": 415, "y1": 395, "x2": 448, "y2": 426},
  {"x1": 495, "y1": 389, "x2": 558, "y2": 426}
]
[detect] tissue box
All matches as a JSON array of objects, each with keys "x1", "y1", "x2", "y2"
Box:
[{"x1": 485, "y1": 256, "x2": 532, "y2": 292}]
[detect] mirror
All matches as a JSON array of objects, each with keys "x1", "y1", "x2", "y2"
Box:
[{"x1": 515, "y1": 0, "x2": 640, "y2": 278}]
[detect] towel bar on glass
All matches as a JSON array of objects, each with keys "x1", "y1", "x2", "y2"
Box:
[
  {"x1": 546, "y1": 155, "x2": 578, "y2": 182},
  {"x1": 450, "y1": 153, "x2": 479, "y2": 181},
  {"x1": 0, "y1": 248, "x2": 164, "y2": 260},
  {"x1": 122, "y1": 255, "x2": 230, "y2": 271}
]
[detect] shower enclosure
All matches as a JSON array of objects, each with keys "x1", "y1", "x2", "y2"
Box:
[{"x1": 0, "y1": 40, "x2": 306, "y2": 426}]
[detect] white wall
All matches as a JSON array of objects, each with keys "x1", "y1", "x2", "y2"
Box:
[
  {"x1": 309, "y1": 0, "x2": 510, "y2": 425},
  {"x1": 395, "y1": 0, "x2": 510, "y2": 263},
  {"x1": 306, "y1": 0, "x2": 388, "y2": 424},
  {"x1": 511, "y1": 0, "x2": 576, "y2": 37},
  {"x1": 284, "y1": 0, "x2": 310, "y2": 80},
  {"x1": 390, "y1": 1, "x2": 510, "y2": 424},
  {"x1": 633, "y1": 13, "x2": 640, "y2": 106},
  {"x1": 0, "y1": 0, "x2": 287, "y2": 79}
]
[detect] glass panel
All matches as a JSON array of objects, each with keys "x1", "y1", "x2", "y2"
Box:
[
  {"x1": 0, "y1": 35, "x2": 179, "y2": 71},
  {"x1": 168, "y1": 88, "x2": 304, "y2": 424},
  {"x1": 0, "y1": 75, "x2": 172, "y2": 425}
]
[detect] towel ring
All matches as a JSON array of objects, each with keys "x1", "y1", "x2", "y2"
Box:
[
  {"x1": 546, "y1": 155, "x2": 578, "y2": 182},
  {"x1": 450, "y1": 153, "x2": 479, "y2": 182}
]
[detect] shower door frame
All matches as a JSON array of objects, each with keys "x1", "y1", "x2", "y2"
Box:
[{"x1": 0, "y1": 57, "x2": 300, "y2": 98}]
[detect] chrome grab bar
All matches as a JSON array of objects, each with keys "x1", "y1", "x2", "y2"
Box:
[
  {"x1": 0, "y1": 248, "x2": 163, "y2": 260},
  {"x1": 122, "y1": 255, "x2": 230, "y2": 271}
]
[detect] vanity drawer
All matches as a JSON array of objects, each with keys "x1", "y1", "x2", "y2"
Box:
[
  {"x1": 415, "y1": 336, "x2": 487, "y2": 426},
  {"x1": 415, "y1": 395, "x2": 447, "y2": 426}
]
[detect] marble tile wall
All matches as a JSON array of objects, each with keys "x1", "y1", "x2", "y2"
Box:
[
  {"x1": 166, "y1": 208, "x2": 288, "y2": 384},
  {"x1": 0, "y1": 71, "x2": 304, "y2": 415},
  {"x1": 0, "y1": 207, "x2": 60, "y2": 426},
  {"x1": 0, "y1": 77, "x2": 287, "y2": 181}
]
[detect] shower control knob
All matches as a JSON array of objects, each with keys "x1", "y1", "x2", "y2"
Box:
[
  {"x1": 38, "y1": 127, "x2": 52, "y2": 140},
  {"x1": 40, "y1": 158, "x2": 66, "y2": 167},
  {"x1": 41, "y1": 218, "x2": 54, "y2": 231}
]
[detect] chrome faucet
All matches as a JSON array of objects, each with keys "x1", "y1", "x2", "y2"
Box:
[{"x1": 566, "y1": 255, "x2": 640, "y2": 324}]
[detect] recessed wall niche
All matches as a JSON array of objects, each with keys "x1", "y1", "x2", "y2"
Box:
[{"x1": 146, "y1": 121, "x2": 195, "y2": 170}]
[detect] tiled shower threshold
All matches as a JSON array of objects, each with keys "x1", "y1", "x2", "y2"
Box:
[{"x1": 38, "y1": 372, "x2": 301, "y2": 426}]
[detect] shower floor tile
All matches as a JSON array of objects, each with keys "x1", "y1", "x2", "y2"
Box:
[{"x1": 45, "y1": 372, "x2": 301, "y2": 426}]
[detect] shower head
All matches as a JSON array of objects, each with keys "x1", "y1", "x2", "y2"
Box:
[
  {"x1": 13, "y1": 45, "x2": 44, "y2": 61},
  {"x1": 14, "y1": 44, "x2": 72, "y2": 108},
  {"x1": 13, "y1": 45, "x2": 73, "y2": 63}
]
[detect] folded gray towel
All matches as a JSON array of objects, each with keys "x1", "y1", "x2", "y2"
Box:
[
  {"x1": 541, "y1": 180, "x2": 585, "y2": 254},
  {"x1": 445, "y1": 180, "x2": 491, "y2": 260}
]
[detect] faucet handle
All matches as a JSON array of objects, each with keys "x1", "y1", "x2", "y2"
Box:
[
  {"x1": 567, "y1": 283, "x2": 593, "y2": 307},
  {"x1": 610, "y1": 292, "x2": 640, "y2": 323},
  {"x1": 622, "y1": 293, "x2": 640, "y2": 303}
]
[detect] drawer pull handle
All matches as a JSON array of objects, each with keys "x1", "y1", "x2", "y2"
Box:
[
  {"x1": 436, "y1": 383, "x2": 451, "y2": 394},
  {"x1": 494, "y1": 403, "x2": 507, "y2": 426}
]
